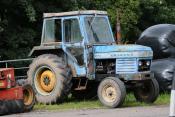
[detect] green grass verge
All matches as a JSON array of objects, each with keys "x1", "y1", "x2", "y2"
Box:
[
  {"x1": 123, "y1": 93, "x2": 170, "y2": 107},
  {"x1": 34, "y1": 93, "x2": 170, "y2": 111}
]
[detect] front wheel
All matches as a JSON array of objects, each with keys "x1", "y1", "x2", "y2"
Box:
[
  {"x1": 23, "y1": 84, "x2": 35, "y2": 112},
  {"x1": 134, "y1": 78, "x2": 159, "y2": 103},
  {"x1": 98, "y1": 77, "x2": 126, "y2": 108}
]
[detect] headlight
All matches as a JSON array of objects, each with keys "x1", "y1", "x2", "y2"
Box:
[
  {"x1": 146, "y1": 61, "x2": 151, "y2": 66},
  {"x1": 138, "y1": 59, "x2": 151, "y2": 71},
  {"x1": 138, "y1": 61, "x2": 142, "y2": 66}
]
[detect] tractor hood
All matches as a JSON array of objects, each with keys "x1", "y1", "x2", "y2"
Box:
[{"x1": 93, "y1": 45, "x2": 153, "y2": 59}]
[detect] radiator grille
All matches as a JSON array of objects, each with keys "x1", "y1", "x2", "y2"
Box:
[{"x1": 116, "y1": 58, "x2": 137, "y2": 73}]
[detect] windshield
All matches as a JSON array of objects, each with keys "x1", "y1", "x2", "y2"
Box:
[{"x1": 84, "y1": 16, "x2": 114, "y2": 44}]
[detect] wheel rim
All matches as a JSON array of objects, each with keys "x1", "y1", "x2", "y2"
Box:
[
  {"x1": 34, "y1": 66, "x2": 56, "y2": 96},
  {"x1": 102, "y1": 84, "x2": 117, "y2": 103},
  {"x1": 40, "y1": 70, "x2": 56, "y2": 92},
  {"x1": 23, "y1": 87, "x2": 34, "y2": 106}
]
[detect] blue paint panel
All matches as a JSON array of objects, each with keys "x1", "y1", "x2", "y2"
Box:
[
  {"x1": 94, "y1": 45, "x2": 152, "y2": 53},
  {"x1": 74, "y1": 64, "x2": 86, "y2": 76},
  {"x1": 94, "y1": 51, "x2": 153, "y2": 59}
]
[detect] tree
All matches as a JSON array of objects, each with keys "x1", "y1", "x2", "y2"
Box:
[
  {"x1": 73, "y1": 0, "x2": 141, "y2": 43},
  {"x1": 138, "y1": 0, "x2": 175, "y2": 30},
  {"x1": 0, "y1": 0, "x2": 75, "y2": 59},
  {"x1": 0, "y1": 0, "x2": 175, "y2": 59}
]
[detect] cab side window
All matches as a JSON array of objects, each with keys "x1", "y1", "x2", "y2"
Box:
[
  {"x1": 42, "y1": 19, "x2": 61, "y2": 44},
  {"x1": 64, "y1": 19, "x2": 82, "y2": 43}
]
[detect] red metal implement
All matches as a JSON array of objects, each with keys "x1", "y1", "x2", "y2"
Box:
[
  {"x1": 0, "y1": 86, "x2": 23, "y2": 100},
  {"x1": 0, "y1": 68, "x2": 15, "y2": 89}
]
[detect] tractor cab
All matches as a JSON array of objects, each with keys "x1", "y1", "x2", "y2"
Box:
[{"x1": 41, "y1": 11, "x2": 114, "y2": 45}]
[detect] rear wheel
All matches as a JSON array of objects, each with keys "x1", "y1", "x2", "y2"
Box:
[
  {"x1": 27, "y1": 54, "x2": 72, "y2": 104},
  {"x1": 98, "y1": 77, "x2": 126, "y2": 108},
  {"x1": 134, "y1": 78, "x2": 159, "y2": 103}
]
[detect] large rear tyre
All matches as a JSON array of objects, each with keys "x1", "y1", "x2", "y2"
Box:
[
  {"x1": 27, "y1": 54, "x2": 72, "y2": 104},
  {"x1": 134, "y1": 78, "x2": 159, "y2": 103},
  {"x1": 98, "y1": 77, "x2": 126, "y2": 108}
]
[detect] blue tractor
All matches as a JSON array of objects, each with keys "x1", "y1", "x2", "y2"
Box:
[{"x1": 28, "y1": 10, "x2": 159, "y2": 108}]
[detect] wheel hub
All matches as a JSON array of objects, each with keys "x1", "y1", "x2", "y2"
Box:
[
  {"x1": 36, "y1": 69, "x2": 56, "y2": 94},
  {"x1": 43, "y1": 76, "x2": 50, "y2": 86},
  {"x1": 102, "y1": 85, "x2": 117, "y2": 103}
]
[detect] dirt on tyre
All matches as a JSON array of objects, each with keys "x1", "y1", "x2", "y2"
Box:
[
  {"x1": 27, "y1": 54, "x2": 72, "y2": 104},
  {"x1": 97, "y1": 77, "x2": 126, "y2": 108},
  {"x1": 134, "y1": 78, "x2": 159, "y2": 103}
]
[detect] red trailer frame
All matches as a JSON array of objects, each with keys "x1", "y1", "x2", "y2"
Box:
[{"x1": 0, "y1": 86, "x2": 23, "y2": 100}]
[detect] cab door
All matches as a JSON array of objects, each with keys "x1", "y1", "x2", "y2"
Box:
[{"x1": 62, "y1": 17, "x2": 86, "y2": 76}]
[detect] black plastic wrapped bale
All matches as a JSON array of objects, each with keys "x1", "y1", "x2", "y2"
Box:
[
  {"x1": 137, "y1": 24, "x2": 175, "y2": 59},
  {"x1": 151, "y1": 58, "x2": 175, "y2": 91}
]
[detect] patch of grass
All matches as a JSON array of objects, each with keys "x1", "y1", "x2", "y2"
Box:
[
  {"x1": 34, "y1": 93, "x2": 170, "y2": 111},
  {"x1": 34, "y1": 100, "x2": 102, "y2": 111},
  {"x1": 155, "y1": 93, "x2": 170, "y2": 105},
  {"x1": 123, "y1": 93, "x2": 170, "y2": 107}
]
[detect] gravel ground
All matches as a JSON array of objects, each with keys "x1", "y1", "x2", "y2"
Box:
[{"x1": 3, "y1": 105, "x2": 169, "y2": 117}]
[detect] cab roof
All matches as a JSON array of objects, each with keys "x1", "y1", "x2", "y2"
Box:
[{"x1": 43, "y1": 10, "x2": 107, "y2": 18}]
